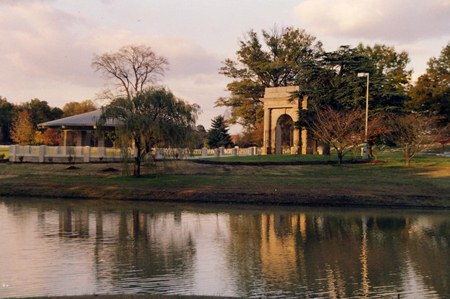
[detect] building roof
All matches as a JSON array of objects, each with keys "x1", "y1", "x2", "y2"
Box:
[{"x1": 38, "y1": 109, "x2": 117, "y2": 129}]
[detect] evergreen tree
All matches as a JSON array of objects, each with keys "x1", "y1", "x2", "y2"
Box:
[{"x1": 207, "y1": 115, "x2": 233, "y2": 148}]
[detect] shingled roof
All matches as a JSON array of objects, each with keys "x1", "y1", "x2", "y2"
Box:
[{"x1": 38, "y1": 109, "x2": 117, "y2": 128}]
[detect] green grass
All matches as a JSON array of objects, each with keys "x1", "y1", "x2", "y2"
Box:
[
  {"x1": 0, "y1": 151, "x2": 449, "y2": 207},
  {"x1": 204, "y1": 152, "x2": 358, "y2": 163}
]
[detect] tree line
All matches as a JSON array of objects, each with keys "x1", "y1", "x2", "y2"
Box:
[
  {"x1": 2, "y1": 27, "x2": 448, "y2": 174},
  {"x1": 0, "y1": 98, "x2": 97, "y2": 145},
  {"x1": 217, "y1": 26, "x2": 449, "y2": 165}
]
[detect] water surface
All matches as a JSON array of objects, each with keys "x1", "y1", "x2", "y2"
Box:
[{"x1": 0, "y1": 198, "x2": 449, "y2": 298}]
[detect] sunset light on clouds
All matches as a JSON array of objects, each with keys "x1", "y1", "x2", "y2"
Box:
[{"x1": 0, "y1": 0, "x2": 448, "y2": 129}]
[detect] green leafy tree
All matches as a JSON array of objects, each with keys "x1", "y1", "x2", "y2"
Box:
[
  {"x1": 63, "y1": 100, "x2": 97, "y2": 117},
  {"x1": 356, "y1": 43, "x2": 412, "y2": 113},
  {"x1": 207, "y1": 115, "x2": 233, "y2": 148},
  {"x1": 0, "y1": 97, "x2": 14, "y2": 143},
  {"x1": 297, "y1": 46, "x2": 370, "y2": 111},
  {"x1": 20, "y1": 98, "x2": 63, "y2": 127},
  {"x1": 217, "y1": 26, "x2": 323, "y2": 132},
  {"x1": 407, "y1": 42, "x2": 450, "y2": 125},
  {"x1": 98, "y1": 88, "x2": 198, "y2": 177},
  {"x1": 192, "y1": 125, "x2": 208, "y2": 149},
  {"x1": 297, "y1": 44, "x2": 411, "y2": 112}
]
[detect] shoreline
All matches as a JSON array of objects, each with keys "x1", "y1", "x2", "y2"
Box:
[
  {"x1": 1, "y1": 183, "x2": 448, "y2": 210},
  {"x1": 1, "y1": 158, "x2": 449, "y2": 209}
]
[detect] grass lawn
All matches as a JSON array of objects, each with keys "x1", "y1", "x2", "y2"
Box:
[{"x1": 0, "y1": 151, "x2": 449, "y2": 208}]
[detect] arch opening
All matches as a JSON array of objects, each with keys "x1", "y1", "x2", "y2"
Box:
[{"x1": 275, "y1": 114, "x2": 294, "y2": 155}]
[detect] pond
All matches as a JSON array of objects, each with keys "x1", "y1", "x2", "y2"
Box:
[{"x1": 0, "y1": 198, "x2": 449, "y2": 298}]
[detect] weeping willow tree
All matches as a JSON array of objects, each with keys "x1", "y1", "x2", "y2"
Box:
[{"x1": 98, "y1": 87, "x2": 198, "y2": 177}]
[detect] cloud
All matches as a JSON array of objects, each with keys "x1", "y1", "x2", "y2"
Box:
[
  {"x1": 295, "y1": 0, "x2": 450, "y2": 42},
  {"x1": 0, "y1": 1, "x2": 223, "y2": 111},
  {"x1": 0, "y1": 2, "x2": 100, "y2": 90}
]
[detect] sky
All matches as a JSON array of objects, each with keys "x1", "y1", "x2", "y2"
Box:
[{"x1": 0, "y1": 0, "x2": 449, "y2": 131}]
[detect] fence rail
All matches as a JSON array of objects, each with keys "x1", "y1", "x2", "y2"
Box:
[{"x1": 8, "y1": 145, "x2": 261, "y2": 163}]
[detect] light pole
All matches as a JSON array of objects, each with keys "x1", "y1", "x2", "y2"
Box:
[{"x1": 357, "y1": 72, "x2": 369, "y2": 159}]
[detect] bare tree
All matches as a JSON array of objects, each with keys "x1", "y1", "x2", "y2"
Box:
[
  {"x1": 310, "y1": 107, "x2": 364, "y2": 164},
  {"x1": 388, "y1": 114, "x2": 439, "y2": 167},
  {"x1": 92, "y1": 45, "x2": 169, "y2": 99}
]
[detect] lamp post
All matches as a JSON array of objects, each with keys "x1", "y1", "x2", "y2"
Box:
[{"x1": 357, "y1": 72, "x2": 369, "y2": 159}]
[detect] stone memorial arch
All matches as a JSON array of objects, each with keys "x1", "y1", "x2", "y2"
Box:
[{"x1": 261, "y1": 86, "x2": 312, "y2": 155}]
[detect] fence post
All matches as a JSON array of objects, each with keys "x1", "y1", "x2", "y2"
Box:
[
  {"x1": 214, "y1": 148, "x2": 220, "y2": 157},
  {"x1": 155, "y1": 148, "x2": 164, "y2": 160},
  {"x1": 23, "y1": 145, "x2": 31, "y2": 156},
  {"x1": 202, "y1": 147, "x2": 208, "y2": 157},
  {"x1": 38, "y1": 145, "x2": 46, "y2": 163},
  {"x1": 219, "y1": 146, "x2": 225, "y2": 156},
  {"x1": 232, "y1": 146, "x2": 238, "y2": 156},
  {"x1": 98, "y1": 146, "x2": 106, "y2": 160},
  {"x1": 9, "y1": 145, "x2": 17, "y2": 162},
  {"x1": 83, "y1": 146, "x2": 91, "y2": 163}
]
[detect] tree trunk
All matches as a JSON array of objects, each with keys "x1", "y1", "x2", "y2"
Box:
[
  {"x1": 337, "y1": 151, "x2": 343, "y2": 165},
  {"x1": 133, "y1": 140, "x2": 142, "y2": 177},
  {"x1": 134, "y1": 156, "x2": 141, "y2": 177},
  {"x1": 404, "y1": 147, "x2": 411, "y2": 167}
]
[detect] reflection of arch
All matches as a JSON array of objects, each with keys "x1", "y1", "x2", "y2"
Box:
[
  {"x1": 261, "y1": 86, "x2": 312, "y2": 154},
  {"x1": 275, "y1": 114, "x2": 294, "y2": 155}
]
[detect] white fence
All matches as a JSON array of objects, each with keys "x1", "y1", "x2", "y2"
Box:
[{"x1": 8, "y1": 145, "x2": 261, "y2": 163}]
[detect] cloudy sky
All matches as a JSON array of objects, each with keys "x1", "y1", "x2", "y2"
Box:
[{"x1": 1, "y1": 0, "x2": 449, "y2": 130}]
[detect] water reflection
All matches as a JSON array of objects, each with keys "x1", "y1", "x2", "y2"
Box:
[{"x1": 0, "y1": 199, "x2": 448, "y2": 298}]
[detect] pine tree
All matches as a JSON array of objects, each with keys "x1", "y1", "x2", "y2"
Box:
[{"x1": 207, "y1": 115, "x2": 233, "y2": 148}]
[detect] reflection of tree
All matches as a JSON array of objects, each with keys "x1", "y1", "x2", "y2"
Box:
[
  {"x1": 2, "y1": 199, "x2": 449, "y2": 297},
  {"x1": 107, "y1": 210, "x2": 196, "y2": 287},
  {"x1": 226, "y1": 214, "x2": 264, "y2": 295},
  {"x1": 226, "y1": 210, "x2": 450, "y2": 298},
  {"x1": 29, "y1": 201, "x2": 197, "y2": 291},
  {"x1": 402, "y1": 216, "x2": 450, "y2": 296}
]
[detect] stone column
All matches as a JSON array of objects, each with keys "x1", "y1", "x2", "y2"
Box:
[
  {"x1": 292, "y1": 127, "x2": 300, "y2": 154},
  {"x1": 263, "y1": 108, "x2": 272, "y2": 155},
  {"x1": 219, "y1": 146, "x2": 225, "y2": 156}
]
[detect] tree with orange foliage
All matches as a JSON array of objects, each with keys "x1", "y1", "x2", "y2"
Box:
[{"x1": 10, "y1": 110, "x2": 35, "y2": 145}]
